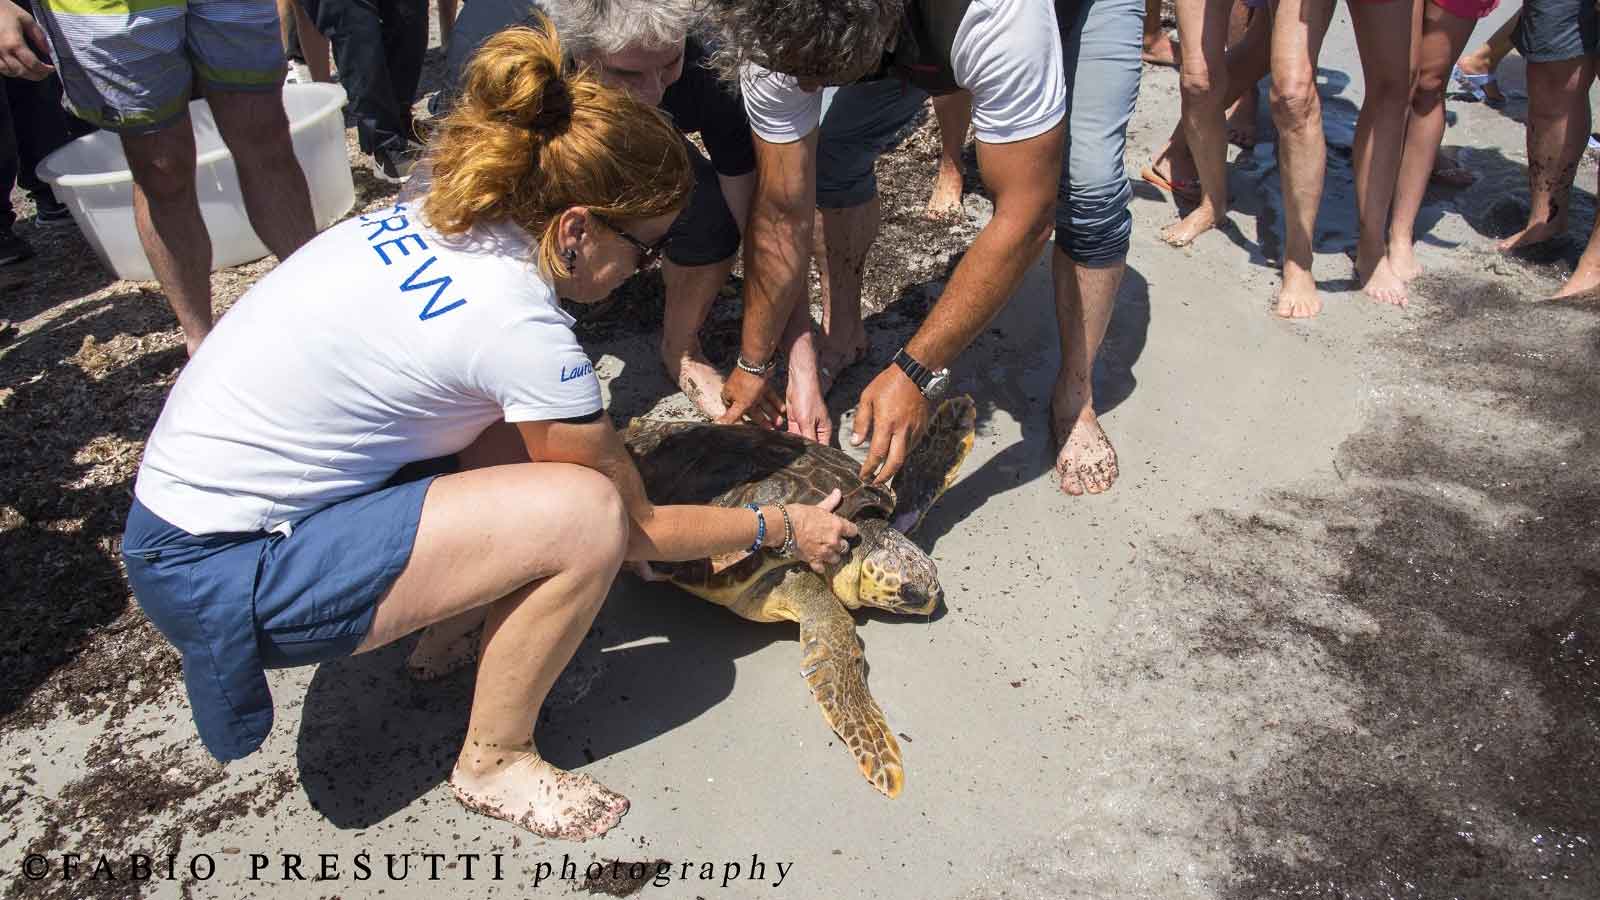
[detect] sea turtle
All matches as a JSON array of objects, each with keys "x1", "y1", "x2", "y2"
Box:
[{"x1": 623, "y1": 395, "x2": 977, "y2": 798}]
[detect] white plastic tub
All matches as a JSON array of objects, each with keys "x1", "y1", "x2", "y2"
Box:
[{"x1": 36, "y1": 83, "x2": 356, "y2": 282}]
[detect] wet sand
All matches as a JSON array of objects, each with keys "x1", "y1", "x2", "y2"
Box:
[{"x1": 3, "y1": 8, "x2": 1597, "y2": 900}]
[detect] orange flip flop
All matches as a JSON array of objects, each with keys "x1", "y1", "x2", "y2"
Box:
[{"x1": 1140, "y1": 165, "x2": 1202, "y2": 203}]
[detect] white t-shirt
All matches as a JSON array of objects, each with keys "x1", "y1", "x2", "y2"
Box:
[
  {"x1": 134, "y1": 203, "x2": 603, "y2": 535},
  {"x1": 741, "y1": 0, "x2": 1065, "y2": 146}
]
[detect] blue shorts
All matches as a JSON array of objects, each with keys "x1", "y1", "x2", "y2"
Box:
[{"x1": 121, "y1": 473, "x2": 435, "y2": 761}]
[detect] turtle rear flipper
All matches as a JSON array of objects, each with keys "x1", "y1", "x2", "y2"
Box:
[
  {"x1": 780, "y1": 569, "x2": 905, "y2": 798},
  {"x1": 890, "y1": 394, "x2": 978, "y2": 534}
]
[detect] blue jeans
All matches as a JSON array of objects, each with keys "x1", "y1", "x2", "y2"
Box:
[{"x1": 811, "y1": 0, "x2": 1143, "y2": 266}]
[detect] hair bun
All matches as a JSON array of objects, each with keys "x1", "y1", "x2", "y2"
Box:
[{"x1": 526, "y1": 77, "x2": 574, "y2": 134}]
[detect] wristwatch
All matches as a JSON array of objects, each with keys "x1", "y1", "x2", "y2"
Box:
[{"x1": 893, "y1": 348, "x2": 951, "y2": 400}]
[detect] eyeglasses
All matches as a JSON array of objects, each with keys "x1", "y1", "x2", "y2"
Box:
[{"x1": 591, "y1": 212, "x2": 670, "y2": 271}]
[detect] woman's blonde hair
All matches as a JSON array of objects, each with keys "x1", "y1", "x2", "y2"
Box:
[{"x1": 423, "y1": 22, "x2": 693, "y2": 278}]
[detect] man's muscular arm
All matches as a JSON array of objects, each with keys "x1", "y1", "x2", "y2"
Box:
[
  {"x1": 853, "y1": 121, "x2": 1064, "y2": 483},
  {"x1": 717, "y1": 131, "x2": 820, "y2": 426}
]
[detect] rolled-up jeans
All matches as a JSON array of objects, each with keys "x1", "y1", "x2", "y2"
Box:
[
  {"x1": 299, "y1": 0, "x2": 428, "y2": 157},
  {"x1": 811, "y1": 0, "x2": 1142, "y2": 267}
]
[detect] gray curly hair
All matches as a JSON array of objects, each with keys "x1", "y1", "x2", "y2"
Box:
[
  {"x1": 542, "y1": 0, "x2": 706, "y2": 59},
  {"x1": 703, "y1": 0, "x2": 905, "y2": 83}
]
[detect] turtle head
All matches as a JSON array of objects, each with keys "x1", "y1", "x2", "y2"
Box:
[{"x1": 831, "y1": 519, "x2": 942, "y2": 616}]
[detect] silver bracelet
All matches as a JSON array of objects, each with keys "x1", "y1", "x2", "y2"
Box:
[
  {"x1": 776, "y1": 503, "x2": 797, "y2": 558},
  {"x1": 735, "y1": 354, "x2": 777, "y2": 377}
]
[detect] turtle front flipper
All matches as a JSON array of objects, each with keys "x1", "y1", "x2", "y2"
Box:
[{"x1": 776, "y1": 568, "x2": 905, "y2": 798}]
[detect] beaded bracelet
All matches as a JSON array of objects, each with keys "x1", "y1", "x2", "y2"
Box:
[
  {"x1": 776, "y1": 503, "x2": 796, "y2": 558},
  {"x1": 744, "y1": 503, "x2": 766, "y2": 553}
]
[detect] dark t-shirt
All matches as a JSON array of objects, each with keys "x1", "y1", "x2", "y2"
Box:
[{"x1": 439, "y1": 1, "x2": 754, "y2": 177}]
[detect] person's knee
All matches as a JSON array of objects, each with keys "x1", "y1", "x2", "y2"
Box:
[
  {"x1": 125, "y1": 136, "x2": 197, "y2": 201},
  {"x1": 1055, "y1": 179, "x2": 1132, "y2": 265},
  {"x1": 1178, "y1": 68, "x2": 1222, "y2": 108},
  {"x1": 1269, "y1": 72, "x2": 1319, "y2": 128},
  {"x1": 1410, "y1": 78, "x2": 1446, "y2": 116},
  {"x1": 559, "y1": 467, "x2": 628, "y2": 574}
]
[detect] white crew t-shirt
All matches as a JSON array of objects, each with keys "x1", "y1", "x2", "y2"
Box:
[
  {"x1": 740, "y1": 0, "x2": 1065, "y2": 146},
  {"x1": 134, "y1": 202, "x2": 603, "y2": 536}
]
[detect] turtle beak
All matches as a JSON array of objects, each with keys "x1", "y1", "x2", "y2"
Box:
[{"x1": 897, "y1": 583, "x2": 941, "y2": 616}]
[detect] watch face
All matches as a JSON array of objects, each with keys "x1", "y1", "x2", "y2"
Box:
[{"x1": 923, "y1": 370, "x2": 951, "y2": 400}]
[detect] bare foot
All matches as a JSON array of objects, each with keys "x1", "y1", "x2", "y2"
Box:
[
  {"x1": 451, "y1": 748, "x2": 628, "y2": 841},
  {"x1": 1274, "y1": 270, "x2": 1322, "y2": 319},
  {"x1": 1387, "y1": 239, "x2": 1423, "y2": 282},
  {"x1": 1498, "y1": 214, "x2": 1568, "y2": 253},
  {"x1": 1142, "y1": 32, "x2": 1180, "y2": 68},
  {"x1": 1552, "y1": 266, "x2": 1600, "y2": 300},
  {"x1": 925, "y1": 160, "x2": 964, "y2": 221},
  {"x1": 664, "y1": 346, "x2": 728, "y2": 419},
  {"x1": 1050, "y1": 397, "x2": 1119, "y2": 496},
  {"x1": 406, "y1": 624, "x2": 481, "y2": 682},
  {"x1": 815, "y1": 332, "x2": 868, "y2": 396},
  {"x1": 1359, "y1": 254, "x2": 1409, "y2": 307},
  {"x1": 1159, "y1": 205, "x2": 1220, "y2": 248}
]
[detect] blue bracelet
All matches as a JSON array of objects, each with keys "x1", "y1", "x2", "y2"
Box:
[{"x1": 744, "y1": 503, "x2": 766, "y2": 553}]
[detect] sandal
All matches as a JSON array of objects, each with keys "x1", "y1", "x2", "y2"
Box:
[
  {"x1": 1139, "y1": 165, "x2": 1202, "y2": 203},
  {"x1": 1451, "y1": 66, "x2": 1505, "y2": 107}
]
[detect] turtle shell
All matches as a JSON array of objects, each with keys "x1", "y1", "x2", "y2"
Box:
[{"x1": 623, "y1": 419, "x2": 894, "y2": 518}]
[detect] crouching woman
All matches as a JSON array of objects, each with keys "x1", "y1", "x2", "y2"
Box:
[{"x1": 120, "y1": 26, "x2": 855, "y2": 841}]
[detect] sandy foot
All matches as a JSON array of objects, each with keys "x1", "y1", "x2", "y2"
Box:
[
  {"x1": 925, "y1": 161, "x2": 965, "y2": 220},
  {"x1": 1051, "y1": 399, "x2": 1120, "y2": 496},
  {"x1": 1386, "y1": 239, "x2": 1423, "y2": 283},
  {"x1": 1497, "y1": 215, "x2": 1567, "y2": 253},
  {"x1": 451, "y1": 750, "x2": 629, "y2": 841},
  {"x1": 816, "y1": 330, "x2": 869, "y2": 396},
  {"x1": 1160, "y1": 205, "x2": 1221, "y2": 248},
  {"x1": 1275, "y1": 270, "x2": 1323, "y2": 319},
  {"x1": 667, "y1": 350, "x2": 729, "y2": 420},
  {"x1": 1357, "y1": 249, "x2": 1408, "y2": 307}
]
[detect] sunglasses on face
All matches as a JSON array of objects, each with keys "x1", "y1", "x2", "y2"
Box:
[{"x1": 591, "y1": 212, "x2": 670, "y2": 271}]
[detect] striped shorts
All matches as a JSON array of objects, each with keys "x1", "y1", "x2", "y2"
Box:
[{"x1": 32, "y1": 0, "x2": 286, "y2": 135}]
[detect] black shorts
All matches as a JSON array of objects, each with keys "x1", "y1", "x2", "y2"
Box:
[
  {"x1": 664, "y1": 139, "x2": 742, "y2": 268},
  {"x1": 1514, "y1": 0, "x2": 1599, "y2": 63}
]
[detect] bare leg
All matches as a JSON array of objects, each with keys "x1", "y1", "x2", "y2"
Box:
[
  {"x1": 1454, "y1": 9, "x2": 1517, "y2": 103},
  {"x1": 1149, "y1": 9, "x2": 1270, "y2": 189},
  {"x1": 660, "y1": 256, "x2": 737, "y2": 419},
  {"x1": 927, "y1": 90, "x2": 971, "y2": 220},
  {"x1": 294, "y1": 2, "x2": 332, "y2": 82},
  {"x1": 813, "y1": 201, "x2": 875, "y2": 392},
  {"x1": 1162, "y1": 0, "x2": 1234, "y2": 247},
  {"x1": 1498, "y1": 56, "x2": 1593, "y2": 252},
  {"x1": 1553, "y1": 184, "x2": 1600, "y2": 297},
  {"x1": 1350, "y1": 0, "x2": 1420, "y2": 306},
  {"x1": 1268, "y1": 0, "x2": 1336, "y2": 318},
  {"x1": 1386, "y1": 4, "x2": 1477, "y2": 285},
  {"x1": 1144, "y1": 0, "x2": 1181, "y2": 65},
  {"x1": 1223, "y1": 0, "x2": 1260, "y2": 147},
  {"x1": 1051, "y1": 249, "x2": 1123, "y2": 496},
  {"x1": 207, "y1": 88, "x2": 317, "y2": 262},
  {"x1": 121, "y1": 117, "x2": 213, "y2": 354},
  {"x1": 357, "y1": 461, "x2": 631, "y2": 840},
  {"x1": 437, "y1": 0, "x2": 458, "y2": 51}
]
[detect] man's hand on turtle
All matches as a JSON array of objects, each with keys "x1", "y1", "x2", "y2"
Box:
[
  {"x1": 851, "y1": 365, "x2": 929, "y2": 485},
  {"x1": 786, "y1": 488, "x2": 859, "y2": 574},
  {"x1": 0, "y1": 0, "x2": 52, "y2": 80},
  {"x1": 716, "y1": 367, "x2": 785, "y2": 429}
]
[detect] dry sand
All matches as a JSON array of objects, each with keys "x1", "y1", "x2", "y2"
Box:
[{"x1": 3, "y1": 7, "x2": 1597, "y2": 899}]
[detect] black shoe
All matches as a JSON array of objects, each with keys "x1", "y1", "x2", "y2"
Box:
[
  {"x1": 0, "y1": 230, "x2": 35, "y2": 267},
  {"x1": 33, "y1": 197, "x2": 74, "y2": 229}
]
